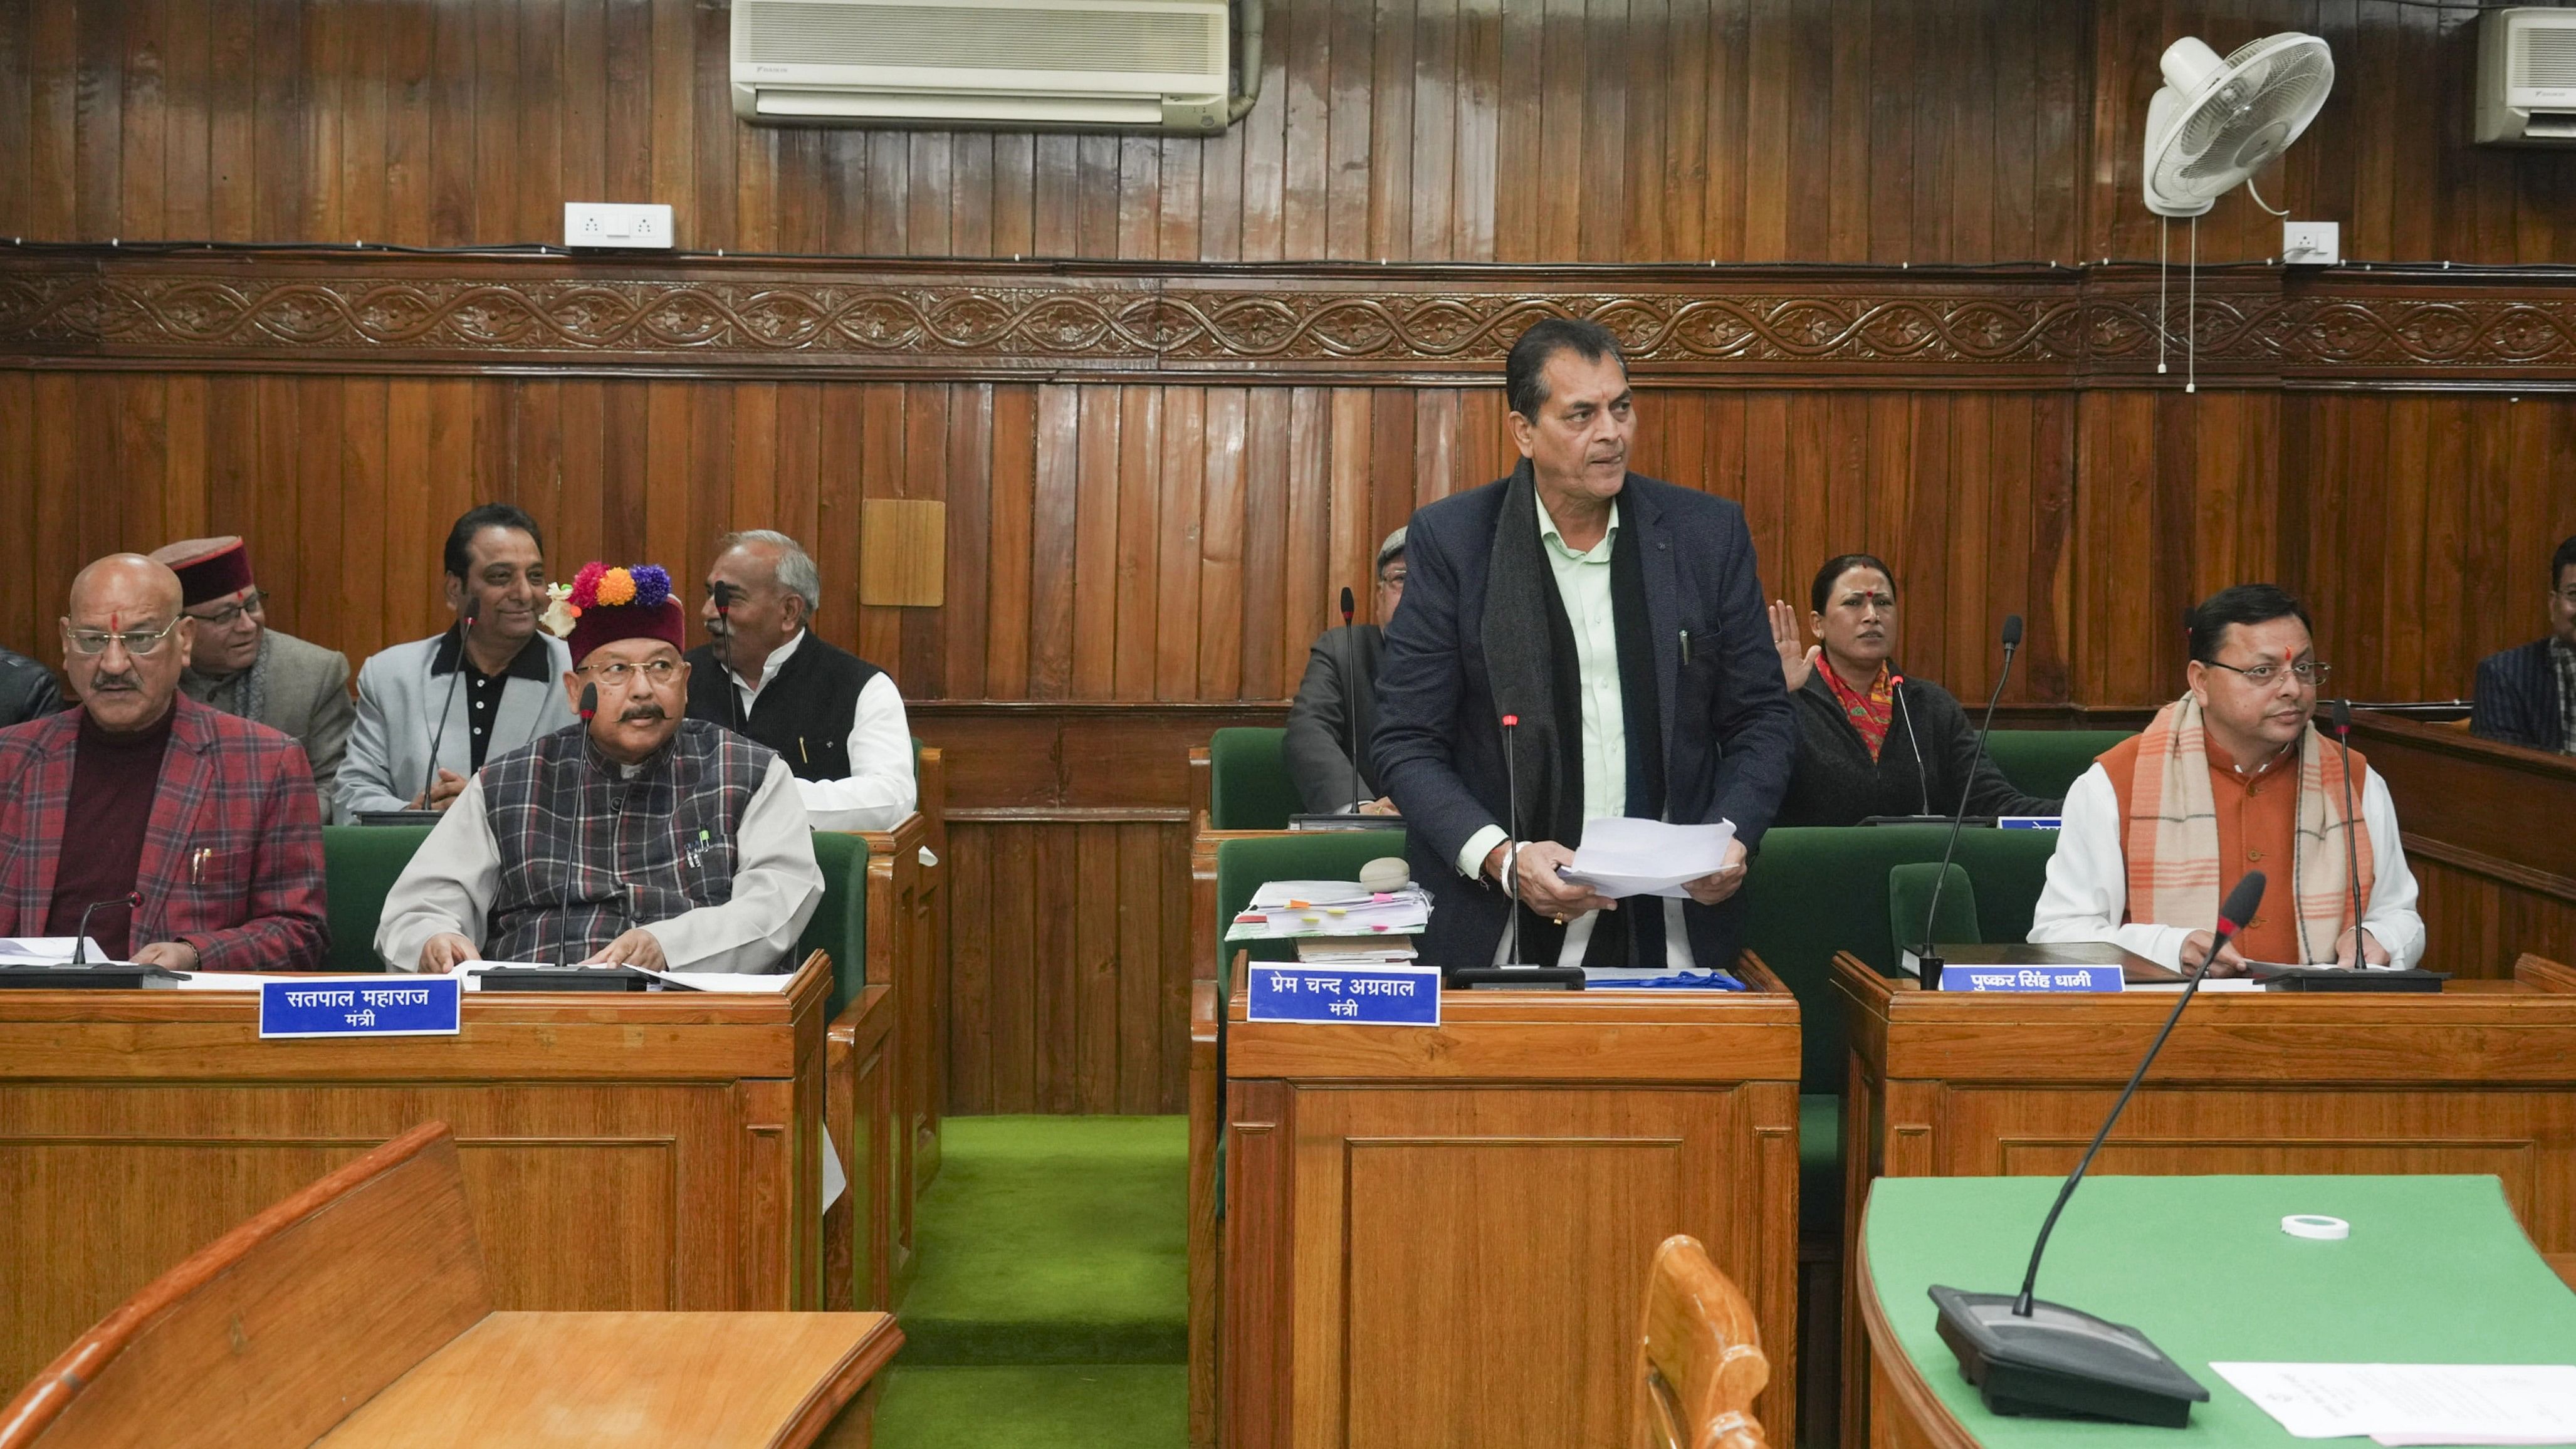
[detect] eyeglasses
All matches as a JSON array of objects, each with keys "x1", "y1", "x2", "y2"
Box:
[
  {"x1": 63, "y1": 617, "x2": 183, "y2": 657},
  {"x1": 186, "y1": 589, "x2": 268, "y2": 629},
  {"x1": 579, "y1": 658, "x2": 683, "y2": 686},
  {"x1": 2206, "y1": 657, "x2": 2331, "y2": 688}
]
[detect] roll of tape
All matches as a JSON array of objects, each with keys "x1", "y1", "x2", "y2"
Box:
[{"x1": 2281, "y1": 1213, "x2": 2349, "y2": 1240}]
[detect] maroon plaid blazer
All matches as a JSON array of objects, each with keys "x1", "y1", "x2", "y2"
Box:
[{"x1": 0, "y1": 694, "x2": 328, "y2": 970}]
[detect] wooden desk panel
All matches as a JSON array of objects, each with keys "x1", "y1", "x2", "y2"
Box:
[
  {"x1": 2355, "y1": 712, "x2": 2576, "y2": 975},
  {"x1": 1833, "y1": 950, "x2": 2576, "y2": 1449},
  {"x1": 0, "y1": 961, "x2": 830, "y2": 1395},
  {"x1": 1218, "y1": 962, "x2": 1804, "y2": 1449}
]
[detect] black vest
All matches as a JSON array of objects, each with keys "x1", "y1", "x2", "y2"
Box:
[{"x1": 685, "y1": 634, "x2": 884, "y2": 782}]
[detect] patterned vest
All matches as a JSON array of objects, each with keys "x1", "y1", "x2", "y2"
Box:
[{"x1": 479, "y1": 718, "x2": 775, "y2": 965}]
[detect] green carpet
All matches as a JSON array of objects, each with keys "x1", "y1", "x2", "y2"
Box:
[
  {"x1": 873, "y1": 1366, "x2": 1186, "y2": 1449},
  {"x1": 896, "y1": 1114, "x2": 1188, "y2": 1366}
]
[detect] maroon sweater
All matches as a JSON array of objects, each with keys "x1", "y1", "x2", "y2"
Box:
[{"x1": 43, "y1": 706, "x2": 175, "y2": 958}]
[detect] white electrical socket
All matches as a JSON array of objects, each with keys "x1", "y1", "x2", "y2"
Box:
[
  {"x1": 2281, "y1": 221, "x2": 2341, "y2": 266},
  {"x1": 564, "y1": 202, "x2": 675, "y2": 249}
]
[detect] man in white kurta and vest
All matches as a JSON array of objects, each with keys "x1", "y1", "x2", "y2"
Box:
[
  {"x1": 375, "y1": 560, "x2": 824, "y2": 974},
  {"x1": 684, "y1": 530, "x2": 916, "y2": 832}
]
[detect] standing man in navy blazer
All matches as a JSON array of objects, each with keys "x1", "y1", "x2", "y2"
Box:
[{"x1": 1373, "y1": 318, "x2": 1798, "y2": 971}]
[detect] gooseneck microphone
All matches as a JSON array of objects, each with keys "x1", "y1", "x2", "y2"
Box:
[
  {"x1": 1929, "y1": 871, "x2": 2266, "y2": 1427},
  {"x1": 1917, "y1": 614, "x2": 2023, "y2": 988},
  {"x1": 579, "y1": 682, "x2": 599, "y2": 724},
  {"x1": 421, "y1": 611, "x2": 475, "y2": 807},
  {"x1": 2329, "y1": 698, "x2": 2367, "y2": 966},
  {"x1": 1339, "y1": 587, "x2": 1366, "y2": 811},
  {"x1": 68, "y1": 892, "x2": 144, "y2": 965},
  {"x1": 1890, "y1": 673, "x2": 1930, "y2": 815}
]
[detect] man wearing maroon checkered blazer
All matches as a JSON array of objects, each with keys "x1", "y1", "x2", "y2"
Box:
[{"x1": 0, "y1": 554, "x2": 328, "y2": 971}]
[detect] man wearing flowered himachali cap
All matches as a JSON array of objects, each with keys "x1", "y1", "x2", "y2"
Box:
[{"x1": 374, "y1": 560, "x2": 824, "y2": 974}]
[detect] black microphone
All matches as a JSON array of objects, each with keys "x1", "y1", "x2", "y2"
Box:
[
  {"x1": 68, "y1": 891, "x2": 144, "y2": 965},
  {"x1": 421, "y1": 611, "x2": 474, "y2": 808},
  {"x1": 1339, "y1": 587, "x2": 1366, "y2": 812},
  {"x1": 1930, "y1": 870, "x2": 2266, "y2": 1426},
  {"x1": 1916, "y1": 614, "x2": 2023, "y2": 989},
  {"x1": 1501, "y1": 713, "x2": 1523, "y2": 965},
  {"x1": 2330, "y1": 698, "x2": 2367, "y2": 966},
  {"x1": 579, "y1": 682, "x2": 599, "y2": 724}
]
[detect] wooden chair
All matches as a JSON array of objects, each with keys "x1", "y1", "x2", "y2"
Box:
[
  {"x1": 1, "y1": 1122, "x2": 900, "y2": 1449},
  {"x1": 1637, "y1": 1234, "x2": 1771, "y2": 1449}
]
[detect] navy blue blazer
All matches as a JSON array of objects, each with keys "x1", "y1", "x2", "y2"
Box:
[
  {"x1": 2473, "y1": 639, "x2": 2566, "y2": 751},
  {"x1": 1372, "y1": 473, "x2": 1798, "y2": 971}
]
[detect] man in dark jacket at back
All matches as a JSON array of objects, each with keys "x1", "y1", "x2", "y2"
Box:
[
  {"x1": 2472, "y1": 534, "x2": 2576, "y2": 755},
  {"x1": 0, "y1": 646, "x2": 64, "y2": 728},
  {"x1": 1373, "y1": 318, "x2": 1798, "y2": 973},
  {"x1": 1284, "y1": 526, "x2": 1408, "y2": 814}
]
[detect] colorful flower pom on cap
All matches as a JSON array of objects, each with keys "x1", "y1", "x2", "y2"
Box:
[{"x1": 549, "y1": 560, "x2": 684, "y2": 666}]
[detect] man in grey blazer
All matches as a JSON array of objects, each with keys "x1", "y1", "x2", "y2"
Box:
[
  {"x1": 154, "y1": 537, "x2": 355, "y2": 819},
  {"x1": 338, "y1": 504, "x2": 578, "y2": 819},
  {"x1": 1284, "y1": 526, "x2": 1407, "y2": 814}
]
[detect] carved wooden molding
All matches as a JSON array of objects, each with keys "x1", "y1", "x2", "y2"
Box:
[{"x1": 4, "y1": 250, "x2": 2574, "y2": 384}]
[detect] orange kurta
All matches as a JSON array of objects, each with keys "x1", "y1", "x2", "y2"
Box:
[{"x1": 2099, "y1": 732, "x2": 2358, "y2": 963}]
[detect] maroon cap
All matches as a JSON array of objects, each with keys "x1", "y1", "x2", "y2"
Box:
[
  {"x1": 149, "y1": 536, "x2": 254, "y2": 607},
  {"x1": 567, "y1": 597, "x2": 686, "y2": 666},
  {"x1": 552, "y1": 562, "x2": 686, "y2": 667}
]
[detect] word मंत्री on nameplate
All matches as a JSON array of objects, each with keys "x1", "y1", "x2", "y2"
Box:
[
  {"x1": 259, "y1": 977, "x2": 463, "y2": 1038},
  {"x1": 1247, "y1": 963, "x2": 1441, "y2": 1027},
  {"x1": 1939, "y1": 963, "x2": 2123, "y2": 993}
]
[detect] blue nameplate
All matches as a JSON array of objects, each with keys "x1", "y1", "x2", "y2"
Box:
[
  {"x1": 1939, "y1": 963, "x2": 2122, "y2": 993},
  {"x1": 260, "y1": 978, "x2": 463, "y2": 1038},
  {"x1": 1246, "y1": 964, "x2": 1440, "y2": 1026},
  {"x1": 1997, "y1": 816, "x2": 2063, "y2": 830}
]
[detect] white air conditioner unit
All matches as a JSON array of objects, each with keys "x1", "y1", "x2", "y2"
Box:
[
  {"x1": 2477, "y1": 7, "x2": 2576, "y2": 144},
  {"x1": 733, "y1": 0, "x2": 1244, "y2": 134}
]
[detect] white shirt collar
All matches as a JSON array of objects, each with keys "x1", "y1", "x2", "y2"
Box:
[
  {"x1": 731, "y1": 627, "x2": 807, "y2": 696},
  {"x1": 1536, "y1": 492, "x2": 1620, "y2": 563}
]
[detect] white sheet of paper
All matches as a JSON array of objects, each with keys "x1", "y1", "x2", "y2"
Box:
[
  {"x1": 0, "y1": 937, "x2": 110, "y2": 965},
  {"x1": 2211, "y1": 1362, "x2": 2576, "y2": 1443},
  {"x1": 821, "y1": 1126, "x2": 847, "y2": 1213},
  {"x1": 175, "y1": 971, "x2": 388, "y2": 991},
  {"x1": 1561, "y1": 818, "x2": 1738, "y2": 899}
]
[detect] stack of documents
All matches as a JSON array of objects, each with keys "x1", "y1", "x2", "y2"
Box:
[
  {"x1": 1559, "y1": 818, "x2": 1739, "y2": 899},
  {"x1": 1225, "y1": 881, "x2": 1431, "y2": 943},
  {"x1": 0, "y1": 936, "x2": 111, "y2": 965},
  {"x1": 2212, "y1": 1361, "x2": 2576, "y2": 1445}
]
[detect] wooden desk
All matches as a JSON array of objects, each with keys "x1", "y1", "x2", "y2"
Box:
[
  {"x1": 2355, "y1": 711, "x2": 2576, "y2": 975},
  {"x1": 315, "y1": 1311, "x2": 901, "y2": 1448},
  {"x1": 1835, "y1": 949, "x2": 2576, "y2": 1448},
  {"x1": 1212, "y1": 959, "x2": 1806, "y2": 1449},
  {"x1": 0, "y1": 958, "x2": 833, "y2": 1394}
]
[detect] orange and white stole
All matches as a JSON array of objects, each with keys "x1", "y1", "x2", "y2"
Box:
[{"x1": 2123, "y1": 694, "x2": 2376, "y2": 963}]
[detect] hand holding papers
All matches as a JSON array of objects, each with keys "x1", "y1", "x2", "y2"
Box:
[{"x1": 1559, "y1": 818, "x2": 1741, "y2": 900}]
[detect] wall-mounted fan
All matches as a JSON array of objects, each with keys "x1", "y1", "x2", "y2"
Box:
[{"x1": 2142, "y1": 33, "x2": 2336, "y2": 389}]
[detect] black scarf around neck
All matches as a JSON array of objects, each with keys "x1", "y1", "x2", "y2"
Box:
[{"x1": 1477, "y1": 461, "x2": 1667, "y2": 965}]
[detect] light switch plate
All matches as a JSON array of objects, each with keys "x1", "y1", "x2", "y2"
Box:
[
  {"x1": 2281, "y1": 221, "x2": 2340, "y2": 266},
  {"x1": 564, "y1": 202, "x2": 674, "y2": 249}
]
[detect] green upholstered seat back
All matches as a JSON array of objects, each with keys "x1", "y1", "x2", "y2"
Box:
[
  {"x1": 1213, "y1": 832, "x2": 1406, "y2": 988},
  {"x1": 1208, "y1": 728, "x2": 1299, "y2": 831},
  {"x1": 1741, "y1": 825, "x2": 2063, "y2": 1092},
  {"x1": 1888, "y1": 862, "x2": 1980, "y2": 956},
  {"x1": 1984, "y1": 729, "x2": 2135, "y2": 801},
  {"x1": 804, "y1": 832, "x2": 869, "y2": 1019},
  {"x1": 321, "y1": 825, "x2": 433, "y2": 971}
]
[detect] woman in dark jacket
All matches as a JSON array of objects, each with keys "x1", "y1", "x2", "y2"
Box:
[{"x1": 1765, "y1": 553, "x2": 2058, "y2": 827}]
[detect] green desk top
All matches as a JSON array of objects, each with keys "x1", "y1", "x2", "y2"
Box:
[{"x1": 1864, "y1": 1174, "x2": 2576, "y2": 1445}]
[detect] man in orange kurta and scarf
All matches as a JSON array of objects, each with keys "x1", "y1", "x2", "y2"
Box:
[{"x1": 2030, "y1": 583, "x2": 2423, "y2": 975}]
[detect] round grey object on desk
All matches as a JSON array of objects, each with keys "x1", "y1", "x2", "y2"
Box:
[{"x1": 1359, "y1": 857, "x2": 1411, "y2": 893}]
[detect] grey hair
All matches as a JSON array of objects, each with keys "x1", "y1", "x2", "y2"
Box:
[{"x1": 717, "y1": 529, "x2": 822, "y2": 613}]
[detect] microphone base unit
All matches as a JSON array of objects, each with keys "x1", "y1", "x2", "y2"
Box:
[
  {"x1": 0, "y1": 963, "x2": 184, "y2": 990},
  {"x1": 1444, "y1": 966, "x2": 1586, "y2": 991},
  {"x1": 476, "y1": 966, "x2": 668, "y2": 992},
  {"x1": 2250, "y1": 965, "x2": 2447, "y2": 993},
  {"x1": 1928, "y1": 1285, "x2": 2209, "y2": 1428},
  {"x1": 1913, "y1": 951, "x2": 1945, "y2": 991}
]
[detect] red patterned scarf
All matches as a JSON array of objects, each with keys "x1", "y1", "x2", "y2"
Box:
[{"x1": 1821, "y1": 661, "x2": 1896, "y2": 762}]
